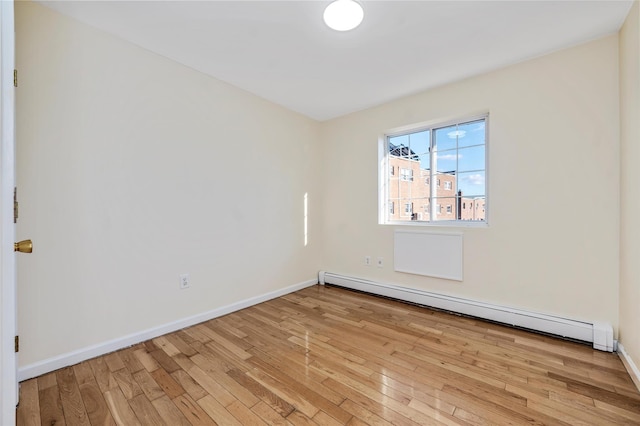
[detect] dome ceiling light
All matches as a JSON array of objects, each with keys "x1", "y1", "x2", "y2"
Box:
[{"x1": 323, "y1": 0, "x2": 364, "y2": 32}]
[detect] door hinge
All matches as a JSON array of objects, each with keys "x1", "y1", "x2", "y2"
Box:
[
  {"x1": 15, "y1": 336, "x2": 19, "y2": 353},
  {"x1": 13, "y1": 69, "x2": 17, "y2": 88},
  {"x1": 13, "y1": 187, "x2": 18, "y2": 223}
]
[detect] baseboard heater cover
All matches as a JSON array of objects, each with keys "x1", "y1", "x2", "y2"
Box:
[{"x1": 319, "y1": 271, "x2": 614, "y2": 352}]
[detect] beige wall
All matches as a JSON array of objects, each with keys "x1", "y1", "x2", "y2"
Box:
[
  {"x1": 321, "y1": 35, "x2": 621, "y2": 327},
  {"x1": 15, "y1": 2, "x2": 322, "y2": 366},
  {"x1": 620, "y1": 1, "x2": 640, "y2": 369}
]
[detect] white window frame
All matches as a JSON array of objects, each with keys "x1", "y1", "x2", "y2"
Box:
[{"x1": 379, "y1": 113, "x2": 489, "y2": 227}]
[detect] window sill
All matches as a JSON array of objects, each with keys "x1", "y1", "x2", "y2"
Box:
[{"x1": 382, "y1": 220, "x2": 489, "y2": 229}]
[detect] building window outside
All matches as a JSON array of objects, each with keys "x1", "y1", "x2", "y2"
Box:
[
  {"x1": 404, "y1": 203, "x2": 412, "y2": 215},
  {"x1": 400, "y1": 168, "x2": 413, "y2": 181},
  {"x1": 382, "y1": 115, "x2": 487, "y2": 225}
]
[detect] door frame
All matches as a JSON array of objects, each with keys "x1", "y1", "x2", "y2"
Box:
[{"x1": 0, "y1": 0, "x2": 17, "y2": 424}]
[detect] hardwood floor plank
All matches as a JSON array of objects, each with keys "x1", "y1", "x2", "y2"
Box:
[
  {"x1": 56, "y1": 367, "x2": 91, "y2": 426},
  {"x1": 39, "y1": 385, "x2": 67, "y2": 426},
  {"x1": 172, "y1": 394, "x2": 217, "y2": 426},
  {"x1": 164, "y1": 332, "x2": 199, "y2": 357},
  {"x1": 248, "y1": 355, "x2": 353, "y2": 424},
  {"x1": 78, "y1": 381, "x2": 117, "y2": 426},
  {"x1": 128, "y1": 394, "x2": 166, "y2": 426},
  {"x1": 103, "y1": 387, "x2": 141, "y2": 426},
  {"x1": 16, "y1": 379, "x2": 40, "y2": 426},
  {"x1": 72, "y1": 362, "x2": 96, "y2": 386},
  {"x1": 149, "y1": 348, "x2": 181, "y2": 373},
  {"x1": 132, "y1": 369, "x2": 165, "y2": 401},
  {"x1": 227, "y1": 367, "x2": 296, "y2": 417},
  {"x1": 37, "y1": 371, "x2": 58, "y2": 390},
  {"x1": 251, "y1": 400, "x2": 295, "y2": 425},
  {"x1": 190, "y1": 347, "x2": 260, "y2": 406},
  {"x1": 151, "y1": 395, "x2": 192, "y2": 426},
  {"x1": 182, "y1": 362, "x2": 238, "y2": 406},
  {"x1": 339, "y1": 398, "x2": 393, "y2": 426},
  {"x1": 225, "y1": 399, "x2": 270, "y2": 425},
  {"x1": 117, "y1": 346, "x2": 146, "y2": 373},
  {"x1": 197, "y1": 394, "x2": 244, "y2": 426},
  {"x1": 153, "y1": 335, "x2": 182, "y2": 357},
  {"x1": 90, "y1": 357, "x2": 119, "y2": 394},
  {"x1": 150, "y1": 366, "x2": 186, "y2": 399},
  {"x1": 113, "y1": 368, "x2": 144, "y2": 400},
  {"x1": 133, "y1": 348, "x2": 160, "y2": 373},
  {"x1": 171, "y1": 368, "x2": 209, "y2": 401},
  {"x1": 104, "y1": 352, "x2": 126, "y2": 373}
]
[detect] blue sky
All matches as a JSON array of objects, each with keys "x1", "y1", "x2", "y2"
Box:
[{"x1": 389, "y1": 119, "x2": 486, "y2": 197}]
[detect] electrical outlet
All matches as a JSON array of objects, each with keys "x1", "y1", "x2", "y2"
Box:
[
  {"x1": 179, "y1": 273, "x2": 190, "y2": 289},
  {"x1": 377, "y1": 257, "x2": 384, "y2": 268},
  {"x1": 364, "y1": 256, "x2": 371, "y2": 266}
]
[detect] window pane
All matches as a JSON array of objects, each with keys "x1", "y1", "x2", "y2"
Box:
[
  {"x1": 458, "y1": 196, "x2": 486, "y2": 221},
  {"x1": 458, "y1": 145, "x2": 485, "y2": 172},
  {"x1": 389, "y1": 134, "x2": 410, "y2": 158},
  {"x1": 433, "y1": 126, "x2": 457, "y2": 151},
  {"x1": 388, "y1": 199, "x2": 399, "y2": 220},
  {"x1": 435, "y1": 150, "x2": 458, "y2": 174},
  {"x1": 434, "y1": 172, "x2": 456, "y2": 195},
  {"x1": 416, "y1": 154, "x2": 430, "y2": 171},
  {"x1": 399, "y1": 180, "x2": 413, "y2": 199},
  {"x1": 457, "y1": 171, "x2": 485, "y2": 197},
  {"x1": 432, "y1": 197, "x2": 458, "y2": 221},
  {"x1": 457, "y1": 119, "x2": 485, "y2": 148},
  {"x1": 409, "y1": 130, "x2": 430, "y2": 155}
]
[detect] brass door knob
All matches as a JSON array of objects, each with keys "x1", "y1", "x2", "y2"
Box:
[{"x1": 14, "y1": 240, "x2": 32, "y2": 253}]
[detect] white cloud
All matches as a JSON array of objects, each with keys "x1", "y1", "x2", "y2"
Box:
[
  {"x1": 437, "y1": 153, "x2": 462, "y2": 160},
  {"x1": 447, "y1": 130, "x2": 466, "y2": 139},
  {"x1": 463, "y1": 174, "x2": 484, "y2": 185}
]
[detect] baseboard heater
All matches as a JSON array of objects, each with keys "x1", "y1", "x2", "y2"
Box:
[{"x1": 318, "y1": 271, "x2": 614, "y2": 352}]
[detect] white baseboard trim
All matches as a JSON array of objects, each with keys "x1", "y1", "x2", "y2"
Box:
[
  {"x1": 618, "y1": 343, "x2": 640, "y2": 392},
  {"x1": 320, "y1": 271, "x2": 614, "y2": 352},
  {"x1": 18, "y1": 278, "x2": 318, "y2": 381}
]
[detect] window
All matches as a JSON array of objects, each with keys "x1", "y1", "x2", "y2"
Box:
[
  {"x1": 400, "y1": 168, "x2": 413, "y2": 181},
  {"x1": 381, "y1": 114, "x2": 487, "y2": 225},
  {"x1": 404, "y1": 203, "x2": 412, "y2": 214}
]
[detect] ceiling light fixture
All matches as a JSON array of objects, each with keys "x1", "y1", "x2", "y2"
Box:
[{"x1": 323, "y1": 0, "x2": 364, "y2": 32}]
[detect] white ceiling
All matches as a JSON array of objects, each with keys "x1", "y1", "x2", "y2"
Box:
[{"x1": 39, "y1": 1, "x2": 633, "y2": 121}]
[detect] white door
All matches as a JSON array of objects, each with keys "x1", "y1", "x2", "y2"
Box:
[{"x1": 1, "y1": 0, "x2": 17, "y2": 424}]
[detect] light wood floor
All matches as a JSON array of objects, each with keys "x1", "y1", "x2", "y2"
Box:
[{"x1": 17, "y1": 284, "x2": 640, "y2": 425}]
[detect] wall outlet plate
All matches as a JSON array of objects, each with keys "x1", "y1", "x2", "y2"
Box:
[
  {"x1": 179, "y1": 273, "x2": 190, "y2": 289},
  {"x1": 377, "y1": 257, "x2": 384, "y2": 268},
  {"x1": 365, "y1": 256, "x2": 371, "y2": 266}
]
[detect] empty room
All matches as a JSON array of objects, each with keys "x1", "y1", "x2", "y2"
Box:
[{"x1": 3, "y1": 0, "x2": 640, "y2": 424}]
